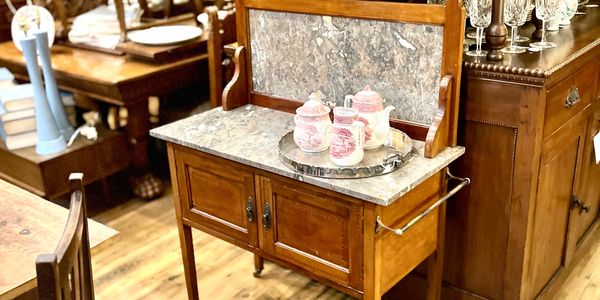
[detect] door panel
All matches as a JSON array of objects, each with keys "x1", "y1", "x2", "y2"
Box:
[
  {"x1": 174, "y1": 145, "x2": 258, "y2": 247},
  {"x1": 527, "y1": 116, "x2": 587, "y2": 299},
  {"x1": 569, "y1": 105, "x2": 600, "y2": 252},
  {"x1": 257, "y1": 175, "x2": 363, "y2": 290}
]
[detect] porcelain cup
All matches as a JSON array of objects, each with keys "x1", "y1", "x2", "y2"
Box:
[{"x1": 329, "y1": 107, "x2": 365, "y2": 166}]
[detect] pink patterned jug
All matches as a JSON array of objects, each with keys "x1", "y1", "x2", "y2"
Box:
[
  {"x1": 293, "y1": 93, "x2": 332, "y2": 152},
  {"x1": 329, "y1": 107, "x2": 365, "y2": 166},
  {"x1": 345, "y1": 85, "x2": 395, "y2": 149}
]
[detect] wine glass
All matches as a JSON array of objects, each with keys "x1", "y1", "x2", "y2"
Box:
[
  {"x1": 502, "y1": 0, "x2": 530, "y2": 53},
  {"x1": 466, "y1": 0, "x2": 493, "y2": 57},
  {"x1": 530, "y1": 0, "x2": 560, "y2": 48}
]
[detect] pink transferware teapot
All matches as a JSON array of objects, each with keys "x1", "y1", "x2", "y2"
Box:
[
  {"x1": 293, "y1": 92, "x2": 332, "y2": 152},
  {"x1": 345, "y1": 85, "x2": 395, "y2": 149}
]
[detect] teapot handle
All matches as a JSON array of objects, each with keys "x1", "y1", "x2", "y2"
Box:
[
  {"x1": 344, "y1": 95, "x2": 353, "y2": 108},
  {"x1": 353, "y1": 121, "x2": 365, "y2": 149}
]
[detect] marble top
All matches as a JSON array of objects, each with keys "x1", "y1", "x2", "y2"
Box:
[
  {"x1": 249, "y1": 10, "x2": 443, "y2": 125},
  {"x1": 150, "y1": 105, "x2": 464, "y2": 206}
]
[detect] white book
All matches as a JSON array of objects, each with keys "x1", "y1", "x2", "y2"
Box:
[
  {"x1": 1, "y1": 116, "x2": 36, "y2": 135},
  {"x1": 1, "y1": 130, "x2": 37, "y2": 150},
  {"x1": 0, "y1": 68, "x2": 15, "y2": 88},
  {"x1": 0, "y1": 108, "x2": 35, "y2": 123},
  {"x1": 0, "y1": 84, "x2": 34, "y2": 112}
]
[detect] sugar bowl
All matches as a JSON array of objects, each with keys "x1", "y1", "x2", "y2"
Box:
[{"x1": 293, "y1": 93, "x2": 332, "y2": 152}]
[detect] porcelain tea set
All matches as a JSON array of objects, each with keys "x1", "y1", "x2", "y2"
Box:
[{"x1": 293, "y1": 86, "x2": 395, "y2": 167}]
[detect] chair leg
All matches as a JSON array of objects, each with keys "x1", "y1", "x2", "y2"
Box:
[{"x1": 253, "y1": 254, "x2": 264, "y2": 278}]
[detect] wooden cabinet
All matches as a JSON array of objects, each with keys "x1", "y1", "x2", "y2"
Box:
[{"x1": 166, "y1": 142, "x2": 450, "y2": 300}]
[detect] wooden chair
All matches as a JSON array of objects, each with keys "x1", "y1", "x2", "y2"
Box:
[
  {"x1": 35, "y1": 173, "x2": 95, "y2": 300},
  {"x1": 206, "y1": 6, "x2": 237, "y2": 107}
]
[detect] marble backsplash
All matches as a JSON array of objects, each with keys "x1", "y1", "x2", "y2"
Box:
[{"x1": 249, "y1": 9, "x2": 444, "y2": 125}]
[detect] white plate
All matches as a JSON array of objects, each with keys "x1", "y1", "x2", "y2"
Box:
[{"x1": 128, "y1": 25, "x2": 202, "y2": 46}]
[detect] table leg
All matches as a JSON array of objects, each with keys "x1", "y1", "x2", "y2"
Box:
[
  {"x1": 125, "y1": 100, "x2": 165, "y2": 200},
  {"x1": 178, "y1": 223, "x2": 199, "y2": 300},
  {"x1": 253, "y1": 254, "x2": 264, "y2": 277},
  {"x1": 426, "y1": 201, "x2": 447, "y2": 300}
]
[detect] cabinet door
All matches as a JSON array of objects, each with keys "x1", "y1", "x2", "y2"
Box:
[
  {"x1": 256, "y1": 175, "x2": 363, "y2": 290},
  {"x1": 174, "y1": 145, "x2": 258, "y2": 248},
  {"x1": 527, "y1": 115, "x2": 587, "y2": 299},
  {"x1": 567, "y1": 104, "x2": 600, "y2": 256}
]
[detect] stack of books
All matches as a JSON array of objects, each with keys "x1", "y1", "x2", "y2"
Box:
[
  {"x1": 0, "y1": 68, "x2": 78, "y2": 151},
  {"x1": 0, "y1": 83, "x2": 37, "y2": 150}
]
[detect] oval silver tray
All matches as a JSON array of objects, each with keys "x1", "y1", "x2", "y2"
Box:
[{"x1": 278, "y1": 128, "x2": 417, "y2": 179}]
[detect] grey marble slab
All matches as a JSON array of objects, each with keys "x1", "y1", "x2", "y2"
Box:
[
  {"x1": 248, "y1": 9, "x2": 443, "y2": 125},
  {"x1": 150, "y1": 105, "x2": 464, "y2": 206}
]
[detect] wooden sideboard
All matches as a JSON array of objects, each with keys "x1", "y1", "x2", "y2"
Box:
[{"x1": 392, "y1": 3, "x2": 600, "y2": 300}]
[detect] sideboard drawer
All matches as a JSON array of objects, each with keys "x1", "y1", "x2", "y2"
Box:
[{"x1": 544, "y1": 64, "x2": 598, "y2": 139}]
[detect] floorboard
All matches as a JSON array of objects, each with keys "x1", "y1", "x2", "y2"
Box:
[{"x1": 91, "y1": 188, "x2": 600, "y2": 300}]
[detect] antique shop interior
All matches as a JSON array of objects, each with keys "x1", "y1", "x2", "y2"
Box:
[{"x1": 0, "y1": 0, "x2": 599, "y2": 299}]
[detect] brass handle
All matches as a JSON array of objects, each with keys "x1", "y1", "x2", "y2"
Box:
[
  {"x1": 571, "y1": 195, "x2": 591, "y2": 214},
  {"x1": 565, "y1": 87, "x2": 581, "y2": 108},
  {"x1": 262, "y1": 202, "x2": 271, "y2": 229},
  {"x1": 246, "y1": 196, "x2": 254, "y2": 222},
  {"x1": 376, "y1": 169, "x2": 470, "y2": 236}
]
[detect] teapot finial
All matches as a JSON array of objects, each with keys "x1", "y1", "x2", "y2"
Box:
[
  {"x1": 364, "y1": 85, "x2": 371, "y2": 91},
  {"x1": 309, "y1": 90, "x2": 325, "y2": 103}
]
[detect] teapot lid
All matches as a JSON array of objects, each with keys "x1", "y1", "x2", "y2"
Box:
[
  {"x1": 296, "y1": 92, "x2": 330, "y2": 116},
  {"x1": 353, "y1": 85, "x2": 383, "y2": 104}
]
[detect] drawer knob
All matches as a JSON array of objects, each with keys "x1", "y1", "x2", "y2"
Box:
[
  {"x1": 262, "y1": 202, "x2": 271, "y2": 229},
  {"x1": 246, "y1": 196, "x2": 254, "y2": 222},
  {"x1": 564, "y1": 87, "x2": 581, "y2": 108},
  {"x1": 571, "y1": 195, "x2": 590, "y2": 214}
]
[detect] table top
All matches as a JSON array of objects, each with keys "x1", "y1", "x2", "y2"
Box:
[
  {"x1": 463, "y1": 1, "x2": 600, "y2": 79},
  {"x1": 150, "y1": 105, "x2": 465, "y2": 206},
  {"x1": 0, "y1": 179, "x2": 118, "y2": 299},
  {"x1": 0, "y1": 41, "x2": 208, "y2": 104}
]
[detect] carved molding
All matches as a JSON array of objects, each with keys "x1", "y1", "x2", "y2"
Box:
[
  {"x1": 463, "y1": 66, "x2": 547, "y2": 85},
  {"x1": 547, "y1": 38, "x2": 600, "y2": 75},
  {"x1": 464, "y1": 37, "x2": 600, "y2": 84},
  {"x1": 463, "y1": 61, "x2": 548, "y2": 84}
]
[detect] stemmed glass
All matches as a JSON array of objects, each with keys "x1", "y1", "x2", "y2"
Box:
[
  {"x1": 466, "y1": 0, "x2": 493, "y2": 57},
  {"x1": 530, "y1": 0, "x2": 560, "y2": 48},
  {"x1": 502, "y1": 0, "x2": 529, "y2": 53}
]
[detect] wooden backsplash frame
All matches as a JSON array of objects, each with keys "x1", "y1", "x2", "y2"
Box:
[{"x1": 223, "y1": 0, "x2": 465, "y2": 158}]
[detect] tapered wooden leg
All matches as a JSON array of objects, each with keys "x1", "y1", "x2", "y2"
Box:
[
  {"x1": 253, "y1": 254, "x2": 264, "y2": 277},
  {"x1": 178, "y1": 224, "x2": 198, "y2": 300},
  {"x1": 426, "y1": 202, "x2": 447, "y2": 300}
]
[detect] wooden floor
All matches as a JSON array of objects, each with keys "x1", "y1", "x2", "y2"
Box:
[{"x1": 92, "y1": 188, "x2": 600, "y2": 300}]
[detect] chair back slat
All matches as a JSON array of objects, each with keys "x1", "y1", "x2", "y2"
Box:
[{"x1": 36, "y1": 173, "x2": 94, "y2": 300}]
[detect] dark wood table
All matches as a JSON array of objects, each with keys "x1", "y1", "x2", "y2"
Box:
[
  {"x1": 0, "y1": 179, "x2": 118, "y2": 299},
  {"x1": 0, "y1": 39, "x2": 209, "y2": 199}
]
